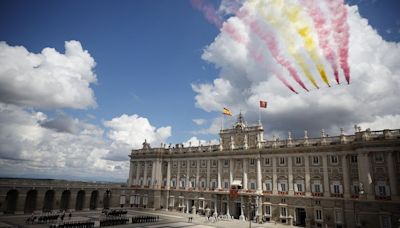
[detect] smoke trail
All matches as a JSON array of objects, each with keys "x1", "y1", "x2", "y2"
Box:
[
  {"x1": 235, "y1": 5, "x2": 309, "y2": 92},
  {"x1": 329, "y1": 0, "x2": 350, "y2": 84},
  {"x1": 302, "y1": 0, "x2": 340, "y2": 84},
  {"x1": 279, "y1": 0, "x2": 331, "y2": 87},
  {"x1": 222, "y1": 21, "x2": 298, "y2": 94},
  {"x1": 256, "y1": 0, "x2": 319, "y2": 89},
  {"x1": 190, "y1": 0, "x2": 223, "y2": 28}
]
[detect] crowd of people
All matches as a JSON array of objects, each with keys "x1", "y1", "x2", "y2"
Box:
[
  {"x1": 26, "y1": 211, "x2": 68, "y2": 224},
  {"x1": 99, "y1": 217, "x2": 129, "y2": 227},
  {"x1": 131, "y1": 215, "x2": 159, "y2": 223},
  {"x1": 48, "y1": 221, "x2": 94, "y2": 228},
  {"x1": 103, "y1": 209, "x2": 127, "y2": 217}
]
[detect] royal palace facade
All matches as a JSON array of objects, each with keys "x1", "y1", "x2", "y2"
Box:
[{"x1": 128, "y1": 114, "x2": 400, "y2": 228}]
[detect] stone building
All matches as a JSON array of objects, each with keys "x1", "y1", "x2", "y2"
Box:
[
  {"x1": 0, "y1": 179, "x2": 125, "y2": 214},
  {"x1": 128, "y1": 114, "x2": 400, "y2": 228}
]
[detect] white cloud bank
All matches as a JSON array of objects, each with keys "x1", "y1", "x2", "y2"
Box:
[
  {"x1": 0, "y1": 41, "x2": 172, "y2": 181},
  {"x1": 0, "y1": 41, "x2": 97, "y2": 109},
  {"x1": 193, "y1": 3, "x2": 400, "y2": 138}
]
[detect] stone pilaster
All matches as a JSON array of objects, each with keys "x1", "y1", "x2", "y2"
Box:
[
  {"x1": 288, "y1": 157, "x2": 294, "y2": 196},
  {"x1": 256, "y1": 157, "x2": 262, "y2": 193},
  {"x1": 322, "y1": 155, "x2": 330, "y2": 197},
  {"x1": 387, "y1": 152, "x2": 398, "y2": 199},
  {"x1": 272, "y1": 157, "x2": 278, "y2": 195},
  {"x1": 304, "y1": 156, "x2": 311, "y2": 196},
  {"x1": 243, "y1": 158, "x2": 248, "y2": 191},
  {"x1": 342, "y1": 155, "x2": 350, "y2": 198}
]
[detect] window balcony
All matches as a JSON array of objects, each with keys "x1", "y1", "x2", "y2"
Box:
[
  {"x1": 144, "y1": 185, "x2": 150, "y2": 188},
  {"x1": 294, "y1": 192, "x2": 305, "y2": 196},
  {"x1": 331, "y1": 193, "x2": 343, "y2": 198},
  {"x1": 312, "y1": 192, "x2": 323, "y2": 197},
  {"x1": 278, "y1": 191, "x2": 288, "y2": 195},
  {"x1": 351, "y1": 194, "x2": 359, "y2": 199},
  {"x1": 263, "y1": 190, "x2": 272, "y2": 195},
  {"x1": 375, "y1": 195, "x2": 391, "y2": 200}
]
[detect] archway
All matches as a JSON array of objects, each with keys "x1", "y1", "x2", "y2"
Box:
[
  {"x1": 43, "y1": 190, "x2": 55, "y2": 212},
  {"x1": 60, "y1": 190, "x2": 71, "y2": 210},
  {"x1": 89, "y1": 191, "x2": 98, "y2": 210},
  {"x1": 75, "y1": 190, "x2": 85, "y2": 211},
  {"x1": 24, "y1": 190, "x2": 37, "y2": 213},
  {"x1": 103, "y1": 190, "x2": 111, "y2": 209},
  {"x1": 5, "y1": 190, "x2": 18, "y2": 214}
]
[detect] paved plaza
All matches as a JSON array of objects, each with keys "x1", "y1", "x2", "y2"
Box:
[{"x1": 0, "y1": 209, "x2": 298, "y2": 228}]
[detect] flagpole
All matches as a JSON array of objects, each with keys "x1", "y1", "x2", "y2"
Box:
[{"x1": 258, "y1": 107, "x2": 261, "y2": 125}]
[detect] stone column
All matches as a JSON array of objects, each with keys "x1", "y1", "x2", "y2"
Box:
[
  {"x1": 186, "y1": 161, "x2": 190, "y2": 190},
  {"x1": 151, "y1": 161, "x2": 156, "y2": 188},
  {"x1": 207, "y1": 160, "x2": 211, "y2": 190},
  {"x1": 166, "y1": 160, "x2": 171, "y2": 190},
  {"x1": 322, "y1": 155, "x2": 330, "y2": 197},
  {"x1": 217, "y1": 159, "x2": 222, "y2": 190},
  {"x1": 256, "y1": 157, "x2": 262, "y2": 193},
  {"x1": 239, "y1": 196, "x2": 245, "y2": 220},
  {"x1": 387, "y1": 152, "x2": 398, "y2": 199},
  {"x1": 226, "y1": 199, "x2": 230, "y2": 217},
  {"x1": 128, "y1": 161, "x2": 134, "y2": 186},
  {"x1": 358, "y1": 153, "x2": 374, "y2": 199},
  {"x1": 186, "y1": 200, "x2": 189, "y2": 213},
  {"x1": 304, "y1": 156, "x2": 311, "y2": 196},
  {"x1": 272, "y1": 157, "x2": 278, "y2": 195},
  {"x1": 243, "y1": 158, "x2": 248, "y2": 191},
  {"x1": 143, "y1": 162, "x2": 148, "y2": 187},
  {"x1": 177, "y1": 161, "x2": 180, "y2": 189},
  {"x1": 229, "y1": 159, "x2": 234, "y2": 185},
  {"x1": 288, "y1": 157, "x2": 294, "y2": 195},
  {"x1": 342, "y1": 155, "x2": 350, "y2": 198},
  {"x1": 196, "y1": 160, "x2": 200, "y2": 190},
  {"x1": 135, "y1": 161, "x2": 140, "y2": 186},
  {"x1": 213, "y1": 197, "x2": 218, "y2": 216}
]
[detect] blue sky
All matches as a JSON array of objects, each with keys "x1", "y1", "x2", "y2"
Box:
[{"x1": 0, "y1": 0, "x2": 400, "y2": 181}]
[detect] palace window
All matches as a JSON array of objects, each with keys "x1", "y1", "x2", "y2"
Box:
[
  {"x1": 375, "y1": 153, "x2": 384, "y2": 163},
  {"x1": 331, "y1": 155, "x2": 338, "y2": 164},
  {"x1": 224, "y1": 160, "x2": 229, "y2": 167},
  {"x1": 182, "y1": 161, "x2": 186, "y2": 167},
  {"x1": 280, "y1": 207, "x2": 288, "y2": 217},
  {"x1": 375, "y1": 182, "x2": 390, "y2": 197},
  {"x1": 265, "y1": 205, "x2": 271, "y2": 216},
  {"x1": 201, "y1": 160, "x2": 206, "y2": 167},
  {"x1": 312, "y1": 180, "x2": 323, "y2": 193},
  {"x1": 173, "y1": 161, "x2": 177, "y2": 168},
  {"x1": 264, "y1": 158, "x2": 270, "y2": 166},
  {"x1": 250, "y1": 182, "x2": 256, "y2": 190},
  {"x1": 315, "y1": 209, "x2": 323, "y2": 221},
  {"x1": 352, "y1": 183, "x2": 360, "y2": 195},
  {"x1": 278, "y1": 182, "x2": 287, "y2": 192},
  {"x1": 264, "y1": 181, "x2": 272, "y2": 191},
  {"x1": 350, "y1": 155, "x2": 357, "y2": 163},
  {"x1": 250, "y1": 159, "x2": 256, "y2": 166},
  {"x1": 224, "y1": 181, "x2": 229, "y2": 189},
  {"x1": 212, "y1": 160, "x2": 217, "y2": 167},
  {"x1": 191, "y1": 160, "x2": 196, "y2": 167},
  {"x1": 295, "y1": 181, "x2": 304, "y2": 192},
  {"x1": 201, "y1": 180, "x2": 205, "y2": 188},
  {"x1": 279, "y1": 157, "x2": 286, "y2": 165},
  {"x1": 171, "y1": 179, "x2": 176, "y2": 187},
  {"x1": 295, "y1": 157, "x2": 302, "y2": 165},
  {"x1": 312, "y1": 156, "x2": 320, "y2": 165}
]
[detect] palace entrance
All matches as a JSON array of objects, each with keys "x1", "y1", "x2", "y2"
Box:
[{"x1": 295, "y1": 208, "x2": 306, "y2": 227}]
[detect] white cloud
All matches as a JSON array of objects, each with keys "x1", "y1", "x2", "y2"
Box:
[
  {"x1": 0, "y1": 103, "x2": 127, "y2": 181},
  {"x1": 192, "y1": 118, "x2": 207, "y2": 125},
  {"x1": 183, "y1": 136, "x2": 219, "y2": 147},
  {"x1": 104, "y1": 114, "x2": 172, "y2": 149},
  {"x1": 0, "y1": 41, "x2": 97, "y2": 109},
  {"x1": 192, "y1": 2, "x2": 400, "y2": 138}
]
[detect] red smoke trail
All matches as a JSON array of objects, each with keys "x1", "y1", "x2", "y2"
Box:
[
  {"x1": 222, "y1": 22, "x2": 298, "y2": 94},
  {"x1": 302, "y1": 0, "x2": 340, "y2": 84},
  {"x1": 190, "y1": 0, "x2": 223, "y2": 28},
  {"x1": 329, "y1": 0, "x2": 350, "y2": 84}
]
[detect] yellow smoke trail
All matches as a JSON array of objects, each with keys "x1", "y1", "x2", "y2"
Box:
[
  {"x1": 255, "y1": 0, "x2": 319, "y2": 89},
  {"x1": 282, "y1": 0, "x2": 331, "y2": 86}
]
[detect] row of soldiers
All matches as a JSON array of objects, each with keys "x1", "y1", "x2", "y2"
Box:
[
  {"x1": 26, "y1": 212, "x2": 65, "y2": 224},
  {"x1": 99, "y1": 217, "x2": 129, "y2": 227},
  {"x1": 131, "y1": 216, "x2": 159, "y2": 223},
  {"x1": 49, "y1": 221, "x2": 94, "y2": 228},
  {"x1": 105, "y1": 209, "x2": 127, "y2": 217}
]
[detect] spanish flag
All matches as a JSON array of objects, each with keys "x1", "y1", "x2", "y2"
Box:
[
  {"x1": 223, "y1": 107, "x2": 232, "y2": 116},
  {"x1": 260, "y1": 100, "x2": 267, "y2": 108}
]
